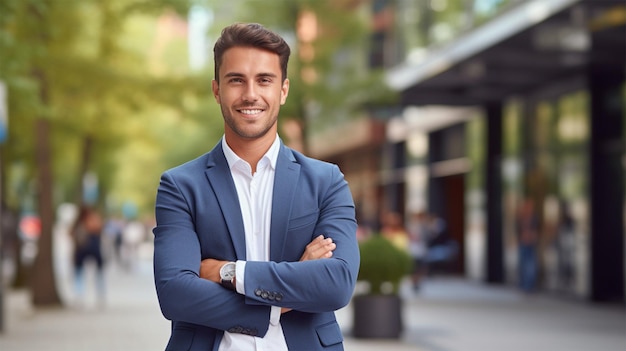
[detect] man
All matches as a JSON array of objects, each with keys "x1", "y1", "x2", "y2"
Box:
[{"x1": 153, "y1": 23, "x2": 360, "y2": 351}]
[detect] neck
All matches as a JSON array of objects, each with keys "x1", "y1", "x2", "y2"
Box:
[{"x1": 225, "y1": 133, "x2": 275, "y2": 173}]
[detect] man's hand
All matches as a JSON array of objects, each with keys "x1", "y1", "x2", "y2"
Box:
[
  {"x1": 300, "y1": 235, "x2": 336, "y2": 261},
  {"x1": 199, "y1": 258, "x2": 226, "y2": 283}
]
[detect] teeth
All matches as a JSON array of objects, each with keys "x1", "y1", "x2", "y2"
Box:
[{"x1": 240, "y1": 109, "x2": 262, "y2": 115}]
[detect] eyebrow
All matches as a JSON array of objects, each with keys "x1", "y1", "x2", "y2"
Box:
[{"x1": 223, "y1": 72, "x2": 278, "y2": 79}]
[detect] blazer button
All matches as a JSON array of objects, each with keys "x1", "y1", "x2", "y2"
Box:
[
  {"x1": 261, "y1": 291, "x2": 269, "y2": 299},
  {"x1": 275, "y1": 293, "x2": 283, "y2": 302},
  {"x1": 254, "y1": 288, "x2": 263, "y2": 297},
  {"x1": 267, "y1": 292, "x2": 276, "y2": 301}
]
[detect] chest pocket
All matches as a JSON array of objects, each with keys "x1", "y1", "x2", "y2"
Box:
[{"x1": 287, "y1": 209, "x2": 319, "y2": 231}]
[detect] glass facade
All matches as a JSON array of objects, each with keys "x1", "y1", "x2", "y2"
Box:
[
  {"x1": 499, "y1": 92, "x2": 590, "y2": 297},
  {"x1": 553, "y1": 91, "x2": 590, "y2": 296}
]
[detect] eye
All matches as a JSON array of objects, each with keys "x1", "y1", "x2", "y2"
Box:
[
  {"x1": 259, "y1": 77, "x2": 273, "y2": 85},
  {"x1": 228, "y1": 77, "x2": 244, "y2": 84}
]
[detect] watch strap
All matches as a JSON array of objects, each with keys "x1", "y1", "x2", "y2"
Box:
[{"x1": 221, "y1": 278, "x2": 235, "y2": 290}]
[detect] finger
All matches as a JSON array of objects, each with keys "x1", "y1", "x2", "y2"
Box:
[
  {"x1": 308, "y1": 237, "x2": 331, "y2": 252},
  {"x1": 314, "y1": 240, "x2": 333, "y2": 253},
  {"x1": 311, "y1": 242, "x2": 335, "y2": 259},
  {"x1": 305, "y1": 235, "x2": 325, "y2": 250},
  {"x1": 300, "y1": 236, "x2": 335, "y2": 261},
  {"x1": 324, "y1": 243, "x2": 336, "y2": 257}
]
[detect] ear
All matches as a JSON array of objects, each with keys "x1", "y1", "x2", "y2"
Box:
[
  {"x1": 212, "y1": 80, "x2": 220, "y2": 104},
  {"x1": 280, "y1": 78, "x2": 290, "y2": 105}
]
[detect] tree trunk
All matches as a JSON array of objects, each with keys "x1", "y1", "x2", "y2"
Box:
[{"x1": 30, "y1": 71, "x2": 61, "y2": 306}]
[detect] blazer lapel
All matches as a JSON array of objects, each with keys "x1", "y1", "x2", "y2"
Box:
[
  {"x1": 270, "y1": 145, "x2": 301, "y2": 261},
  {"x1": 205, "y1": 141, "x2": 247, "y2": 259}
]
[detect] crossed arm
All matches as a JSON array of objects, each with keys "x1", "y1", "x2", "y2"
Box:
[
  {"x1": 199, "y1": 234, "x2": 337, "y2": 314},
  {"x1": 154, "y1": 163, "x2": 358, "y2": 334},
  {"x1": 200, "y1": 234, "x2": 336, "y2": 281}
]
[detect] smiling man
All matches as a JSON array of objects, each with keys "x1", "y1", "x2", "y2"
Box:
[
  {"x1": 152, "y1": 23, "x2": 360, "y2": 351},
  {"x1": 216, "y1": 46, "x2": 287, "y2": 144}
]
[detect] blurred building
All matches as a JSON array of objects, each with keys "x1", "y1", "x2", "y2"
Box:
[{"x1": 311, "y1": 0, "x2": 625, "y2": 303}]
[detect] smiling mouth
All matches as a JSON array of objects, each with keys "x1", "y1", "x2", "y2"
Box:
[{"x1": 238, "y1": 109, "x2": 263, "y2": 115}]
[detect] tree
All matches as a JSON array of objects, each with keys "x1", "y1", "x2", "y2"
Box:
[{"x1": 0, "y1": 0, "x2": 214, "y2": 306}]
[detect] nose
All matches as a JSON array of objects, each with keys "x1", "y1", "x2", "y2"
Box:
[{"x1": 242, "y1": 83, "x2": 258, "y2": 102}]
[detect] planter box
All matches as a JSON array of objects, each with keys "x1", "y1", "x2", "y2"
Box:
[{"x1": 351, "y1": 294, "x2": 403, "y2": 339}]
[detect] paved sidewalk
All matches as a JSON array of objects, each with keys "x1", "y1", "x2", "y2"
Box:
[
  {"x1": 0, "y1": 253, "x2": 413, "y2": 351},
  {"x1": 343, "y1": 279, "x2": 626, "y2": 351},
  {"x1": 1, "y1": 251, "x2": 624, "y2": 351}
]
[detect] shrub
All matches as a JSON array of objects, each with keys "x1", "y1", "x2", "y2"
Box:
[{"x1": 357, "y1": 234, "x2": 413, "y2": 295}]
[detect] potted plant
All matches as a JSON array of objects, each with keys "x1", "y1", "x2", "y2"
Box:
[{"x1": 352, "y1": 234, "x2": 413, "y2": 339}]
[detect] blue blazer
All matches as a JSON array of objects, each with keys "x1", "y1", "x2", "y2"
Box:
[{"x1": 153, "y1": 140, "x2": 360, "y2": 351}]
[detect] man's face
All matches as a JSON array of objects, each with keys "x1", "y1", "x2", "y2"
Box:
[{"x1": 212, "y1": 46, "x2": 289, "y2": 141}]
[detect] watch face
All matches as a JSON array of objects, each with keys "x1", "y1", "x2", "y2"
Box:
[{"x1": 220, "y1": 262, "x2": 236, "y2": 280}]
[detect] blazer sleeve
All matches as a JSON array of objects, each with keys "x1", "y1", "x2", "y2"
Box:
[
  {"x1": 243, "y1": 164, "x2": 360, "y2": 313},
  {"x1": 153, "y1": 170, "x2": 273, "y2": 337}
]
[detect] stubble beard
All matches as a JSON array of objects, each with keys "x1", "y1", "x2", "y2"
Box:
[{"x1": 222, "y1": 105, "x2": 277, "y2": 140}]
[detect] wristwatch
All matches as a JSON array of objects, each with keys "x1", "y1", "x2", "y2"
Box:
[{"x1": 220, "y1": 262, "x2": 236, "y2": 290}]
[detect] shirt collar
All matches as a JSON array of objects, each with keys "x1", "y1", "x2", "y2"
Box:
[{"x1": 222, "y1": 134, "x2": 280, "y2": 171}]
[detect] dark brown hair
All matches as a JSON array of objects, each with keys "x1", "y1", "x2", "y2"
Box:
[{"x1": 213, "y1": 23, "x2": 291, "y2": 82}]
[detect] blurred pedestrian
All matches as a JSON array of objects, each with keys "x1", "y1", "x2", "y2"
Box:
[
  {"x1": 407, "y1": 211, "x2": 429, "y2": 291},
  {"x1": 423, "y1": 212, "x2": 459, "y2": 274},
  {"x1": 152, "y1": 23, "x2": 359, "y2": 351},
  {"x1": 516, "y1": 196, "x2": 539, "y2": 293},
  {"x1": 70, "y1": 204, "x2": 106, "y2": 306},
  {"x1": 557, "y1": 199, "x2": 575, "y2": 289},
  {"x1": 381, "y1": 211, "x2": 410, "y2": 252},
  {"x1": 102, "y1": 214, "x2": 124, "y2": 265},
  {"x1": 425, "y1": 212, "x2": 448, "y2": 248}
]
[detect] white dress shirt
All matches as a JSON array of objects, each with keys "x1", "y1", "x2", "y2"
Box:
[{"x1": 218, "y1": 135, "x2": 289, "y2": 351}]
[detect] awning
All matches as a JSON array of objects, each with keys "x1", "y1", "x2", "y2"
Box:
[{"x1": 385, "y1": 0, "x2": 626, "y2": 106}]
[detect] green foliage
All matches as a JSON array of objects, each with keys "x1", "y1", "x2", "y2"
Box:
[
  {"x1": 0, "y1": 0, "x2": 219, "y2": 305},
  {"x1": 357, "y1": 234, "x2": 413, "y2": 295},
  {"x1": 0, "y1": 0, "x2": 219, "y2": 215},
  {"x1": 0, "y1": 0, "x2": 398, "y2": 217}
]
